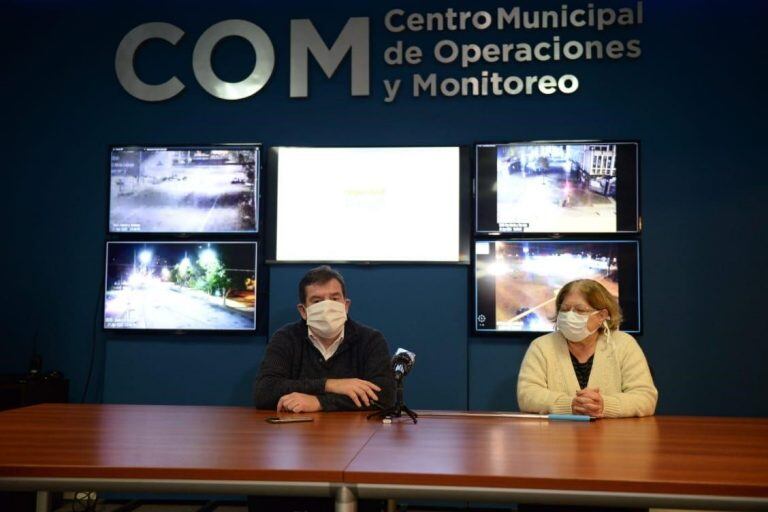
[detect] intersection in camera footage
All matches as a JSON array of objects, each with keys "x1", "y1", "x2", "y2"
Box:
[
  {"x1": 104, "y1": 243, "x2": 256, "y2": 330},
  {"x1": 110, "y1": 149, "x2": 256, "y2": 233},
  {"x1": 489, "y1": 243, "x2": 619, "y2": 331},
  {"x1": 496, "y1": 144, "x2": 617, "y2": 232}
]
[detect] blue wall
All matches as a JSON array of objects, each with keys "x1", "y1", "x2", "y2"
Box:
[{"x1": 2, "y1": 0, "x2": 766, "y2": 416}]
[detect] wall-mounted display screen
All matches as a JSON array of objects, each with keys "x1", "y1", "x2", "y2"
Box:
[
  {"x1": 104, "y1": 241, "x2": 257, "y2": 331},
  {"x1": 476, "y1": 141, "x2": 639, "y2": 234},
  {"x1": 271, "y1": 146, "x2": 469, "y2": 263},
  {"x1": 109, "y1": 144, "x2": 260, "y2": 234},
  {"x1": 475, "y1": 240, "x2": 640, "y2": 333}
]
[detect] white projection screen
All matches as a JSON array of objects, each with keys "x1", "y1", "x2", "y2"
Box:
[{"x1": 274, "y1": 146, "x2": 466, "y2": 262}]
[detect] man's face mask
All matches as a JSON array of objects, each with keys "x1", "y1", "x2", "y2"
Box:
[{"x1": 305, "y1": 300, "x2": 347, "y2": 339}]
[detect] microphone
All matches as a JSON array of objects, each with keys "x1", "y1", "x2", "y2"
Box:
[
  {"x1": 392, "y1": 348, "x2": 416, "y2": 379},
  {"x1": 369, "y1": 348, "x2": 419, "y2": 423}
]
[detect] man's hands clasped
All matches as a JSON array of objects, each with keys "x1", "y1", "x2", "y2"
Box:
[
  {"x1": 275, "y1": 378, "x2": 381, "y2": 412},
  {"x1": 276, "y1": 393, "x2": 321, "y2": 413},
  {"x1": 325, "y1": 378, "x2": 380, "y2": 407}
]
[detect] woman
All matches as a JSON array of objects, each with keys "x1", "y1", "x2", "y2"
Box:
[{"x1": 517, "y1": 279, "x2": 657, "y2": 418}]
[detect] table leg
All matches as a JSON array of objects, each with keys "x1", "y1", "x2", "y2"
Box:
[
  {"x1": 335, "y1": 485, "x2": 357, "y2": 512},
  {"x1": 35, "y1": 491, "x2": 51, "y2": 512}
]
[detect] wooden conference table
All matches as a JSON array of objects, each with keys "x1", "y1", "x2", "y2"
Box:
[{"x1": 0, "y1": 404, "x2": 767, "y2": 511}]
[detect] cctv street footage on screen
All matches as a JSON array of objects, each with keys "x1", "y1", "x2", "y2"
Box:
[
  {"x1": 109, "y1": 145, "x2": 259, "y2": 233},
  {"x1": 475, "y1": 240, "x2": 640, "y2": 333},
  {"x1": 104, "y1": 242, "x2": 257, "y2": 331},
  {"x1": 476, "y1": 141, "x2": 639, "y2": 233}
]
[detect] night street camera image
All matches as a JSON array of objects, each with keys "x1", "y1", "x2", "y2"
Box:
[
  {"x1": 109, "y1": 145, "x2": 259, "y2": 233},
  {"x1": 495, "y1": 143, "x2": 619, "y2": 233},
  {"x1": 476, "y1": 241, "x2": 621, "y2": 332},
  {"x1": 104, "y1": 242, "x2": 257, "y2": 331}
]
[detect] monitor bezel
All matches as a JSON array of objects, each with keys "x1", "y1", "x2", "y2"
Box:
[
  {"x1": 266, "y1": 145, "x2": 471, "y2": 265},
  {"x1": 107, "y1": 143, "x2": 263, "y2": 236},
  {"x1": 471, "y1": 238, "x2": 642, "y2": 336},
  {"x1": 102, "y1": 240, "x2": 260, "y2": 334}
]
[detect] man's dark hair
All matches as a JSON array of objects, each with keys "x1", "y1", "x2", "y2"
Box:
[{"x1": 298, "y1": 265, "x2": 347, "y2": 304}]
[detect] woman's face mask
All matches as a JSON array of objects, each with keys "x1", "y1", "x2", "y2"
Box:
[{"x1": 556, "y1": 310, "x2": 600, "y2": 342}]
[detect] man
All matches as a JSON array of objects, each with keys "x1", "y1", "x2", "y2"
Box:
[{"x1": 254, "y1": 265, "x2": 395, "y2": 412}]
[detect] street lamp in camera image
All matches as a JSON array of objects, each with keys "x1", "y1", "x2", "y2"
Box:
[
  {"x1": 475, "y1": 141, "x2": 639, "y2": 234},
  {"x1": 475, "y1": 240, "x2": 640, "y2": 333},
  {"x1": 109, "y1": 144, "x2": 260, "y2": 234},
  {"x1": 104, "y1": 241, "x2": 257, "y2": 331}
]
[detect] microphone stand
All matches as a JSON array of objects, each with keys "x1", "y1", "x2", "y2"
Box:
[{"x1": 368, "y1": 373, "x2": 418, "y2": 424}]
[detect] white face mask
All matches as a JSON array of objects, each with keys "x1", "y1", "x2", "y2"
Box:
[
  {"x1": 305, "y1": 300, "x2": 347, "y2": 339},
  {"x1": 556, "y1": 310, "x2": 599, "y2": 342}
]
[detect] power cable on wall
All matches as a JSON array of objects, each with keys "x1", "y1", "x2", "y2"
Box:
[{"x1": 81, "y1": 278, "x2": 104, "y2": 404}]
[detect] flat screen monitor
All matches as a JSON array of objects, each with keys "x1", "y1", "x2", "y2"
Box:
[
  {"x1": 475, "y1": 240, "x2": 640, "y2": 333},
  {"x1": 476, "y1": 141, "x2": 639, "y2": 234},
  {"x1": 271, "y1": 146, "x2": 469, "y2": 263},
  {"x1": 104, "y1": 241, "x2": 257, "y2": 331},
  {"x1": 109, "y1": 144, "x2": 260, "y2": 234}
]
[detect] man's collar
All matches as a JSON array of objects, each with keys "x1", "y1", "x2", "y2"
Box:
[
  {"x1": 308, "y1": 328, "x2": 345, "y2": 361},
  {"x1": 307, "y1": 328, "x2": 345, "y2": 347}
]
